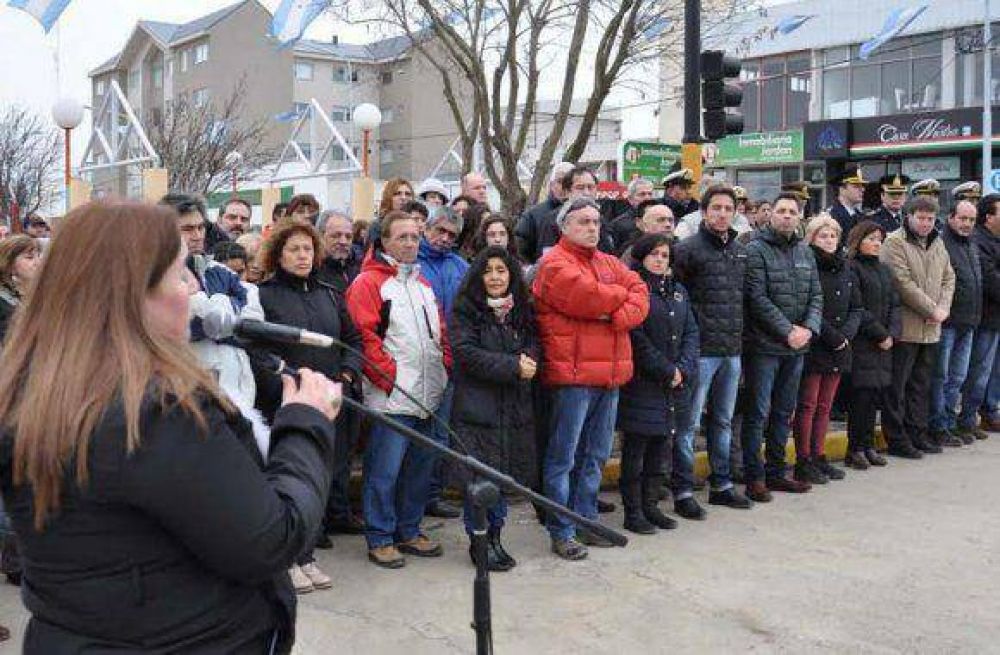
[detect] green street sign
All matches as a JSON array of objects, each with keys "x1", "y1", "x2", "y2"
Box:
[
  {"x1": 621, "y1": 141, "x2": 681, "y2": 183},
  {"x1": 206, "y1": 186, "x2": 295, "y2": 209},
  {"x1": 714, "y1": 130, "x2": 803, "y2": 166}
]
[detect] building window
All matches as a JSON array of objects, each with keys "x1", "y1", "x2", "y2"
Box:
[
  {"x1": 382, "y1": 108, "x2": 394, "y2": 123},
  {"x1": 822, "y1": 67, "x2": 850, "y2": 118},
  {"x1": 193, "y1": 88, "x2": 210, "y2": 108},
  {"x1": 381, "y1": 70, "x2": 393, "y2": 85},
  {"x1": 151, "y1": 63, "x2": 163, "y2": 90},
  {"x1": 333, "y1": 66, "x2": 359, "y2": 82},
  {"x1": 880, "y1": 60, "x2": 910, "y2": 113},
  {"x1": 95, "y1": 79, "x2": 106, "y2": 97},
  {"x1": 850, "y1": 64, "x2": 879, "y2": 117},
  {"x1": 167, "y1": 59, "x2": 174, "y2": 77},
  {"x1": 181, "y1": 49, "x2": 190, "y2": 73},
  {"x1": 330, "y1": 105, "x2": 352, "y2": 122},
  {"x1": 194, "y1": 42, "x2": 209, "y2": 65},
  {"x1": 293, "y1": 101, "x2": 309, "y2": 116},
  {"x1": 295, "y1": 61, "x2": 314, "y2": 81},
  {"x1": 380, "y1": 146, "x2": 394, "y2": 164},
  {"x1": 739, "y1": 53, "x2": 812, "y2": 132},
  {"x1": 128, "y1": 69, "x2": 140, "y2": 95},
  {"x1": 760, "y1": 57, "x2": 785, "y2": 131},
  {"x1": 786, "y1": 55, "x2": 810, "y2": 128},
  {"x1": 330, "y1": 145, "x2": 346, "y2": 162},
  {"x1": 740, "y1": 62, "x2": 760, "y2": 132}
]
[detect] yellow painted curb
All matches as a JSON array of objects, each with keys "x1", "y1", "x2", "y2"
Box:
[{"x1": 602, "y1": 429, "x2": 887, "y2": 487}]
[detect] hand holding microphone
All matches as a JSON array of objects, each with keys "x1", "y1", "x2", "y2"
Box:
[{"x1": 281, "y1": 367, "x2": 342, "y2": 422}]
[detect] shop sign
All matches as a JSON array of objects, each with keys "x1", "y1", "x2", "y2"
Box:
[
  {"x1": 901, "y1": 157, "x2": 962, "y2": 181},
  {"x1": 851, "y1": 108, "x2": 999, "y2": 155},
  {"x1": 714, "y1": 130, "x2": 803, "y2": 166},
  {"x1": 804, "y1": 120, "x2": 850, "y2": 160},
  {"x1": 620, "y1": 141, "x2": 681, "y2": 183}
]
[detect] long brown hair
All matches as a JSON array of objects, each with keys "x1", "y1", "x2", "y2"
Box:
[
  {"x1": 0, "y1": 202, "x2": 230, "y2": 529},
  {"x1": 0, "y1": 235, "x2": 39, "y2": 288},
  {"x1": 379, "y1": 177, "x2": 413, "y2": 217}
]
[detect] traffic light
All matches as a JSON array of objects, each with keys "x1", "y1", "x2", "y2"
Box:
[{"x1": 701, "y1": 50, "x2": 744, "y2": 141}]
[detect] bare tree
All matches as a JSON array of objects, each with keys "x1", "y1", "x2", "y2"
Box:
[
  {"x1": 334, "y1": 0, "x2": 752, "y2": 216},
  {"x1": 0, "y1": 106, "x2": 60, "y2": 224},
  {"x1": 148, "y1": 78, "x2": 273, "y2": 196}
]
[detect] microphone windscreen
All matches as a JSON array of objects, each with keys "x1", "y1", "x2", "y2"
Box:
[{"x1": 201, "y1": 310, "x2": 236, "y2": 340}]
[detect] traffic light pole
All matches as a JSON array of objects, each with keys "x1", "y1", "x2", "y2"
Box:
[{"x1": 682, "y1": 0, "x2": 703, "y2": 191}]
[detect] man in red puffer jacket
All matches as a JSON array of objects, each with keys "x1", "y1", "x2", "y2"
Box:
[{"x1": 533, "y1": 196, "x2": 649, "y2": 561}]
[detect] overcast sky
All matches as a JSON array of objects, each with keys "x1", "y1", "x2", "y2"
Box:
[{"x1": 0, "y1": 0, "x2": 659, "y2": 163}]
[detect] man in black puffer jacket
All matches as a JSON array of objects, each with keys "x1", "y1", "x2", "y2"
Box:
[
  {"x1": 930, "y1": 200, "x2": 982, "y2": 445},
  {"x1": 741, "y1": 193, "x2": 823, "y2": 501},
  {"x1": 959, "y1": 194, "x2": 1000, "y2": 438},
  {"x1": 671, "y1": 185, "x2": 753, "y2": 519}
]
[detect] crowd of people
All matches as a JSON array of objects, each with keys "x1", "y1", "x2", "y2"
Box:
[{"x1": 0, "y1": 162, "x2": 997, "y2": 648}]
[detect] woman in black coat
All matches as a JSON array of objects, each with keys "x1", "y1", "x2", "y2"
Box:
[
  {"x1": 616, "y1": 234, "x2": 699, "y2": 535},
  {"x1": 793, "y1": 215, "x2": 863, "y2": 484},
  {"x1": 450, "y1": 246, "x2": 539, "y2": 571},
  {"x1": 0, "y1": 235, "x2": 41, "y2": 343},
  {"x1": 255, "y1": 220, "x2": 363, "y2": 594},
  {"x1": 0, "y1": 202, "x2": 341, "y2": 654},
  {"x1": 845, "y1": 220, "x2": 901, "y2": 469}
]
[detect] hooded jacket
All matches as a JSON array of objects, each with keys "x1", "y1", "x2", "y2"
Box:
[
  {"x1": 417, "y1": 238, "x2": 470, "y2": 319},
  {"x1": 345, "y1": 249, "x2": 451, "y2": 418}
]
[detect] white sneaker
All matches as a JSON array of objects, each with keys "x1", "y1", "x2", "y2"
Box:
[
  {"x1": 300, "y1": 562, "x2": 333, "y2": 589},
  {"x1": 289, "y1": 565, "x2": 313, "y2": 594}
]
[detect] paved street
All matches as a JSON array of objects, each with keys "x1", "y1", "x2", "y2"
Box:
[{"x1": 2, "y1": 436, "x2": 999, "y2": 654}]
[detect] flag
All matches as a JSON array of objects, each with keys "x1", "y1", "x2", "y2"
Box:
[
  {"x1": 860, "y1": 4, "x2": 928, "y2": 60},
  {"x1": 642, "y1": 16, "x2": 671, "y2": 39},
  {"x1": 274, "y1": 108, "x2": 305, "y2": 123},
  {"x1": 7, "y1": 0, "x2": 72, "y2": 32},
  {"x1": 271, "y1": 0, "x2": 330, "y2": 46},
  {"x1": 775, "y1": 15, "x2": 813, "y2": 35}
]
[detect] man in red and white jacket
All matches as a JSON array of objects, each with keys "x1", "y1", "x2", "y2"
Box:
[
  {"x1": 346, "y1": 210, "x2": 452, "y2": 569},
  {"x1": 533, "y1": 196, "x2": 649, "y2": 560}
]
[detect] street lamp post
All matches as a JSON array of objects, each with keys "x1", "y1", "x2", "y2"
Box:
[
  {"x1": 52, "y1": 98, "x2": 84, "y2": 213},
  {"x1": 353, "y1": 103, "x2": 382, "y2": 178}
]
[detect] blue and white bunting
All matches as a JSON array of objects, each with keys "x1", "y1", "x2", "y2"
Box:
[
  {"x1": 271, "y1": 0, "x2": 331, "y2": 47},
  {"x1": 775, "y1": 15, "x2": 813, "y2": 35},
  {"x1": 7, "y1": 0, "x2": 72, "y2": 32},
  {"x1": 859, "y1": 4, "x2": 928, "y2": 60}
]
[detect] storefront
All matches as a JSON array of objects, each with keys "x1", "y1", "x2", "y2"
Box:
[
  {"x1": 705, "y1": 129, "x2": 826, "y2": 214},
  {"x1": 805, "y1": 107, "x2": 1000, "y2": 212}
]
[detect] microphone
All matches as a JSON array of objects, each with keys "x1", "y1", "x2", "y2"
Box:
[{"x1": 202, "y1": 312, "x2": 334, "y2": 348}]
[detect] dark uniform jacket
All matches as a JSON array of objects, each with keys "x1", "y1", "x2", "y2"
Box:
[
  {"x1": 664, "y1": 195, "x2": 698, "y2": 221},
  {"x1": 743, "y1": 227, "x2": 824, "y2": 357},
  {"x1": 829, "y1": 200, "x2": 861, "y2": 245},
  {"x1": 317, "y1": 252, "x2": 362, "y2": 295},
  {"x1": 672, "y1": 222, "x2": 747, "y2": 357},
  {"x1": 871, "y1": 206, "x2": 903, "y2": 234}
]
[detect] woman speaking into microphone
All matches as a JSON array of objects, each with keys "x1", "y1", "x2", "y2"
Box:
[{"x1": 0, "y1": 202, "x2": 341, "y2": 654}]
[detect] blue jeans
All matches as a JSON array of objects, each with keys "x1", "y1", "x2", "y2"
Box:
[
  {"x1": 929, "y1": 326, "x2": 975, "y2": 432},
  {"x1": 426, "y1": 381, "x2": 454, "y2": 506},
  {"x1": 462, "y1": 494, "x2": 508, "y2": 534},
  {"x1": 741, "y1": 354, "x2": 805, "y2": 482},
  {"x1": 675, "y1": 356, "x2": 740, "y2": 499},
  {"x1": 543, "y1": 386, "x2": 619, "y2": 542},
  {"x1": 362, "y1": 413, "x2": 438, "y2": 549},
  {"x1": 959, "y1": 328, "x2": 999, "y2": 429}
]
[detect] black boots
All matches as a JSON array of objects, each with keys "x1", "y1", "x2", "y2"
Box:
[
  {"x1": 621, "y1": 475, "x2": 677, "y2": 533},
  {"x1": 468, "y1": 527, "x2": 515, "y2": 572}
]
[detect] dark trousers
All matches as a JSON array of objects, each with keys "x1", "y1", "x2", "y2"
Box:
[
  {"x1": 882, "y1": 342, "x2": 936, "y2": 448},
  {"x1": 847, "y1": 384, "x2": 883, "y2": 452},
  {"x1": 619, "y1": 432, "x2": 670, "y2": 512},
  {"x1": 325, "y1": 404, "x2": 361, "y2": 523},
  {"x1": 741, "y1": 354, "x2": 805, "y2": 482}
]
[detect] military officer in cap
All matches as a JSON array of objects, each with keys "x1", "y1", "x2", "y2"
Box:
[
  {"x1": 952, "y1": 181, "x2": 983, "y2": 204},
  {"x1": 828, "y1": 165, "x2": 866, "y2": 242},
  {"x1": 871, "y1": 174, "x2": 910, "y2": 233},
  {"x1": 911, "y1": 178, "x2": 941, "y2": 198},
  {"x1": 662, "y1": 168, "x2": 699, "y2": 220}
]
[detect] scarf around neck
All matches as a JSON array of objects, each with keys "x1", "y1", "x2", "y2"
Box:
[{"x1": 487, "y1": 294, "x2": 514, "y2": 323}]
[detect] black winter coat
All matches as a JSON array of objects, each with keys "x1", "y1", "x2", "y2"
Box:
[
  {"x1": 449, "y1": 295, "x2": 540, "y2": 489},
  {"x1": 743, "y1": 228, "x2": 824, "y2": 357},
  {"x1": 829, "y1": 200, "x2": 861, "y2": 246},
  {"x1": 972, "y1": 223, "x2": 1000, "y2": 331},
  {"x1": 610, "y1": 207, "x2": 639, "y2": 256},
  {"x1": 871, "y1": 206, "x2": 903, "y2": 234},
  {"x1": 663, "y1": 195, "x2": 698, "y2": 220},
  {"x1": 0, "y1": 395, "x2": 335, "y2": 655},
  {"x1": 317, "y1": 252, "x2": 362, "y2": 295},
  {"x1": 941, "y1": 224, "x2": 983, "y2": 328},
  {"x1": 617, "y1": 271, "x2": 699, "y2": 437},
  {"x1": 0, "y1": 284, "x2": 19, "y2": 342},
  {"x1": 515, "y1": 194, "x2": 614, "y2": 263},
  {"x1": 255, "y1": 268, "x2": 363, "y2": 420},
  {"x1": 672, "y1": 223, "x2": 748, "y2": 357},
  {"x1": 805, "y1": 247, "x2": 864, "y2": 374},
  {"x1": 849, "y1": 254, "x2": 902, "y2": 388}
]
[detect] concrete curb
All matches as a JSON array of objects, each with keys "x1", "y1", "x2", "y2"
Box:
[{"x1": 601, "y1": 429, "x2": 888, "y2": 487}]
